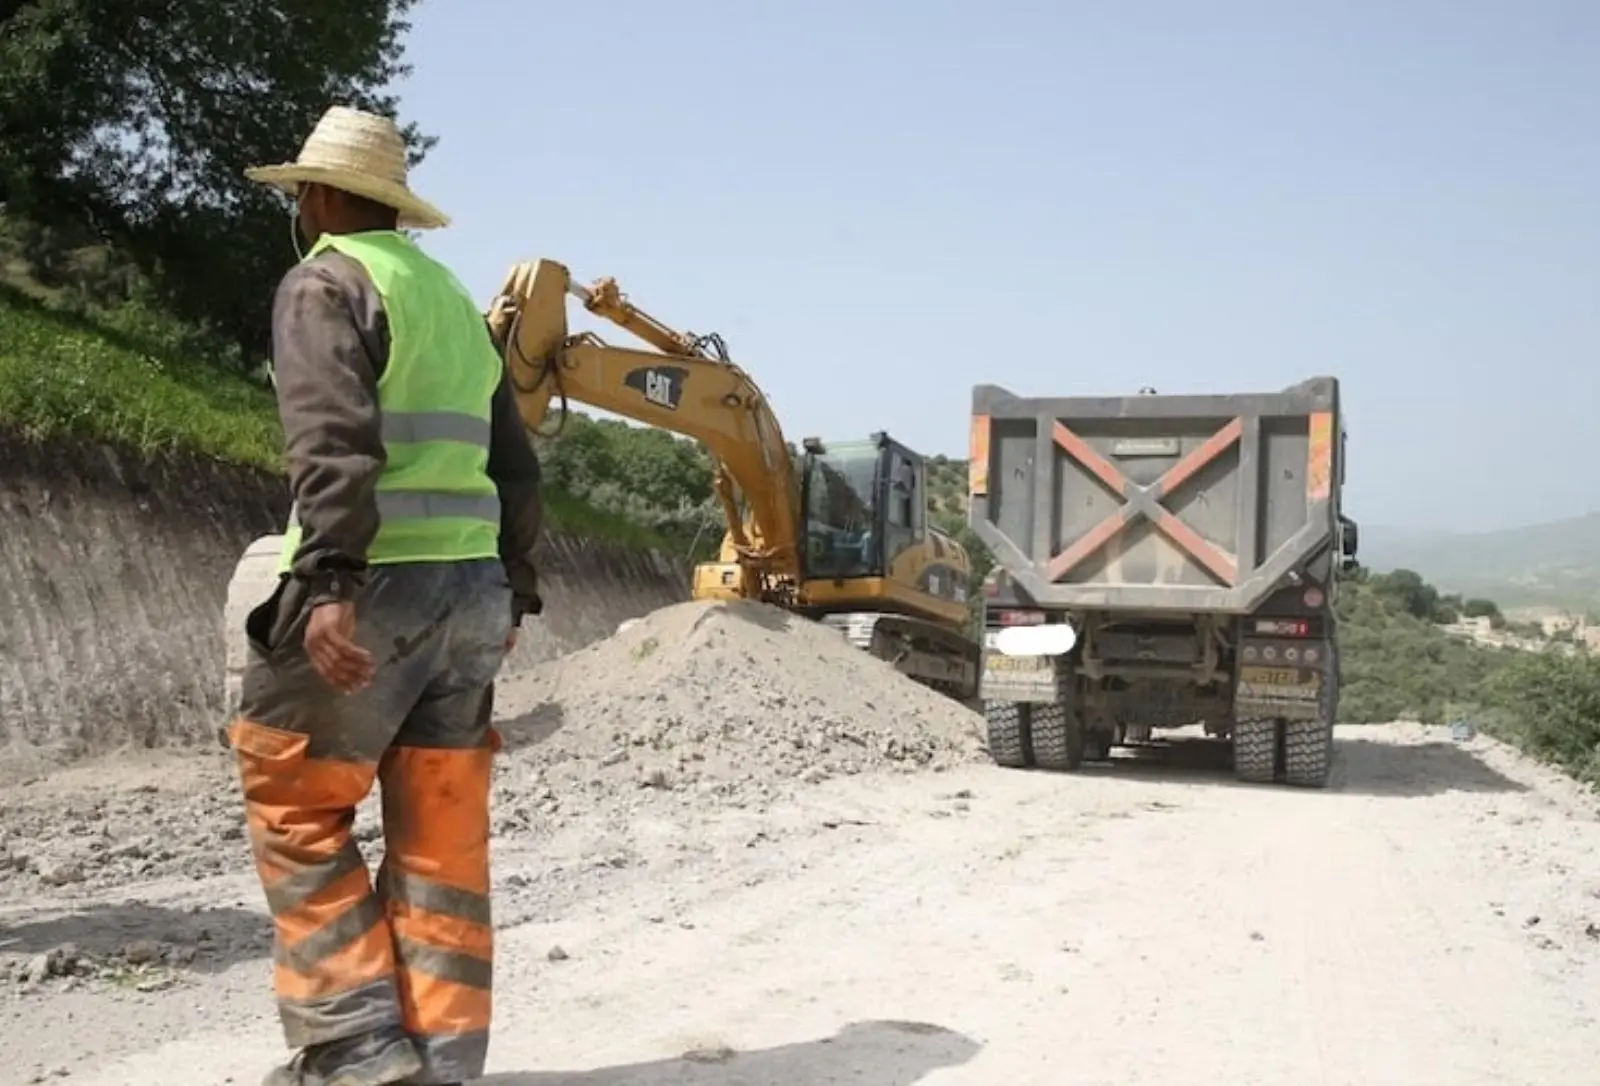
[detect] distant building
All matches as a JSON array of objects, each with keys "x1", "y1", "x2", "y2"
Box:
[{"x1": 1541, "y1": 613, "x2": 1581, "y2": 638}]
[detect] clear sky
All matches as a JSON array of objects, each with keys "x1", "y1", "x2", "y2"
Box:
[{"x1": 394, "y1": 0, "x2": 1599, "y2": 533}]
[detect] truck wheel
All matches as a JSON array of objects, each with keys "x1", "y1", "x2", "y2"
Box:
[
  {"x1": 1030, "y1": 703, "x2": 1085, "y2": 771},
  {"x1": 1283, "y1": 718, "x2": 1333, "y2": 788},
  {"x1": 1233, "y1": 718, "x2": 1276, "y2": 784},
  {"x1": 983, "y1": 701, "x2": 1033, "y2": 768}
]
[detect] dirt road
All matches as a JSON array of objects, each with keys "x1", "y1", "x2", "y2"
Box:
[{"x1": 3, "y1": 722, "x2": 1598, "y2": 1085}]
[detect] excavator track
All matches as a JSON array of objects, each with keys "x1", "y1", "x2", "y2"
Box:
[{"x1": 819, "y1": 612, "x2": 981, "y2": 703}]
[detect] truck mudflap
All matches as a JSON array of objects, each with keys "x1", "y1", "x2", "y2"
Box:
[{"x1": 979, "y1": 622, "x2": 1077, "y2": 704}]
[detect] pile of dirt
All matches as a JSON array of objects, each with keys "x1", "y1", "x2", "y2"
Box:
[
  {"x1": 0, "y1": 599, "x2": 987, "y2": 909},
  {"x1": 488, "y1": 599, "x2": 987, "y2": 824}
]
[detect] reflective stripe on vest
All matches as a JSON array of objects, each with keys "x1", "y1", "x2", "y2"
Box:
[
  {"x1": 275, "y1": 231, "x2": 504, "y2": 573},
  {"x1": 286, "y1": 491, "x2": 501, "y2": 529}
]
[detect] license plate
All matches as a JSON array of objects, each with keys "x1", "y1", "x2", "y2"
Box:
[
  {"x1": 1236, "y1": 665, "x2": 1321, "y2": 709},
  {"x1": 981, "y1": 652, "x2": 1056, "y2": 702},
  {"x1": 1238, "y1": 665, "x2": 1317, "y2": 688},
  {"x1": 984, "y1": 652, "x2": 1050, "y2": 672}
]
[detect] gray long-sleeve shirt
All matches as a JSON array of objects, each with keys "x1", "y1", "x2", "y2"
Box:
[{"x1": 268, "y1": 244, "x2": 545, "y2": 621}]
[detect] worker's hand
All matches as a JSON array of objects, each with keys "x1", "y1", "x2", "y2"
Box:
[{"x1": 304, "y1": 601, "x2": 375, "y2": 694}]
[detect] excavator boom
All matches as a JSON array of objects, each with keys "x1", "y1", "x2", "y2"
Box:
[
  {"x1": 485, "y1": 259, "x2": 981, "y2": 700},
  {"x1": 487, "y1": 260, "x2": 800, "y2": 596}
]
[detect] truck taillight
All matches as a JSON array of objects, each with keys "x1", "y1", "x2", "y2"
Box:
[
  {"x1": 983, "y1": 569, "x2": 1005, "y2": 598},
  {"x1": 1302, "y1": 586, "x2": 1325, "y2": 609},
  {"x1": 996, "y1": 610, "x2": 1046, "y2": 626},
  {"x1": 1254, "y1": 618, "x2": 1311, "y2": 637}
]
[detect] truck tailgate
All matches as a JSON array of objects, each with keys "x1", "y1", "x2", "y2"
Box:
[{"x1": 968, "y1": 378, "x2": 1342, "y2": 613}]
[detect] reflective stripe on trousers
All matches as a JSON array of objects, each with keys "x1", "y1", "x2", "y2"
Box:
[
  {"x1": 229, "y1": 721, "x2": 400, "y2": 1046},
  {"x1": 229, "y1": 719, "x2": 498, "y2": 1083},
  {"x1": 378, "y1": 743, "x2": 495, "y2": 1077}
]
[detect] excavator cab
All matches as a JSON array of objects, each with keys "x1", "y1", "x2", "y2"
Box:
[{"x1": 798, "y1": 432, "x2": 925, "y2": 584}]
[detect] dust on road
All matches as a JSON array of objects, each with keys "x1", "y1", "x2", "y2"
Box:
[{"x1": 2, "y1": 602, "x2": 1599, "y2": 1085}]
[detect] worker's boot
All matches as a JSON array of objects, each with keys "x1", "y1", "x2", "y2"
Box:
[{"x1": 262, "y1": 1028, "x2": 422, "y2": 1086}]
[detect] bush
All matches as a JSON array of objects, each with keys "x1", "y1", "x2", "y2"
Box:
[
  {"x1": 1477, "y1": 650, "x2": 1600, "y2": 784},
  {"x1": 1337, "y1": 567, "x2": 1600, "y2": 786},
  {"x1": 1334, "y1": 575, "x2": 1493, "y2": 726}
]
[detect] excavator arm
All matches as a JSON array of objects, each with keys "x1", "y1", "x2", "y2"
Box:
[{"x1": 485, "y1": 259, "x2": 802, "y2": 597}]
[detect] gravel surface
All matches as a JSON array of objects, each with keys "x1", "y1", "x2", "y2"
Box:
[{"x1": 4, "y1": 600, "x2": 1600, "y2": 1084}]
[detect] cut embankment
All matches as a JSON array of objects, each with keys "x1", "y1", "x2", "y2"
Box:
[{"x1": 0, "y1": 432, "x2": 692, "y2": 772}]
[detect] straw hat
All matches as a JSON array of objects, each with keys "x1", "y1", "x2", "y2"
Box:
[{"x1": 245, "y1": 105, "x2": 449, "y2": 230}]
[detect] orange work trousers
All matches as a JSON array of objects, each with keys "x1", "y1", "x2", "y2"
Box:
[{"x1": 228, "y1": 560, "x2": 513, "y2": 1084}]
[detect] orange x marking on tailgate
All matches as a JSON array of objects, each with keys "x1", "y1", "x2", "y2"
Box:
[{"x1": 1046, "y1": 418, "x2": 1242, "y2": 586}]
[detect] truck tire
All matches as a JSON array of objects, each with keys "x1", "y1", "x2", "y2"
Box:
[
  {"x1": 1030, "y1": 702, "x2": 1085, "y2": 771},
  {"x1": 1283, "y1": 718, "x2": 1333, "y2": 788},
  {"x1": 983, "y1": 701, "x2": 1033, "y2": 768},
  {"x1": 1233, "y1": 718, "x2": 1276, "y2": 784}
]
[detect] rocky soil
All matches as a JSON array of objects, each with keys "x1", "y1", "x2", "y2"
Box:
[
  {"x1": 3, "y1": 600, "x2": 1600, "y2": 1083},
  {"x1": 0, "y1": 599, "x2": 986, "y2": 984}
]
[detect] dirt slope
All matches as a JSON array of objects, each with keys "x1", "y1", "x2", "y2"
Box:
[
  {"x1": 3, "y1": 719, "x2": 1598, "y2": 1086},
  {"x1": 0, "y1": 433, "x2": 692, "y2": 776}
]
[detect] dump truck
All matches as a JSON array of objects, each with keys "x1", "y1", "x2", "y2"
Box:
[{"x1": 966, "y1": 377, "x2": 1359, "y2": 787}]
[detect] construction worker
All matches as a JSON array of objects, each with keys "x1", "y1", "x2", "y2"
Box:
[{"x1": 229, "y1": 105, "x2": 544, "y2": 1086}]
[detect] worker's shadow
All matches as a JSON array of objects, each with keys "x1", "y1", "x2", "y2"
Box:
[{"x1": 479, "y1": 1018, "x2": 981, "y2": 1085}]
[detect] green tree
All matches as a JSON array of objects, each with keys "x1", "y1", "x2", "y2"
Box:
[
  {"x1": 1368, "y1": 568, "x2": 1445, "y2": 622},
  {"x1": 538, "y1": 415, "x2": 620, "y2": 496},
  {"x1": 1335, "y1": 573, "x2": 1508, "y2": 725},
  {"x1": 0, "y1": 0, "x2": 430, "y2": 363}
]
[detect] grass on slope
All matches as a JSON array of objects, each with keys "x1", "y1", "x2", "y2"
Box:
[
  {"x1": 0, "y1": 283, "x2": 283, "y2": 469},
  {"x1": 0, "y1": 284, "x2": 676, "y2": 551}
]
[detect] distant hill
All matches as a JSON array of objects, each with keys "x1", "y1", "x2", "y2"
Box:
[{"x1": 1360, "y1": 514, "x2": 1600, "y2": 613}]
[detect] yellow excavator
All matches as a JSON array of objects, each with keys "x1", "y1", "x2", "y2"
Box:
[{"x1": 484, "y1": 259, "x2": 981, "y2": 699}]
